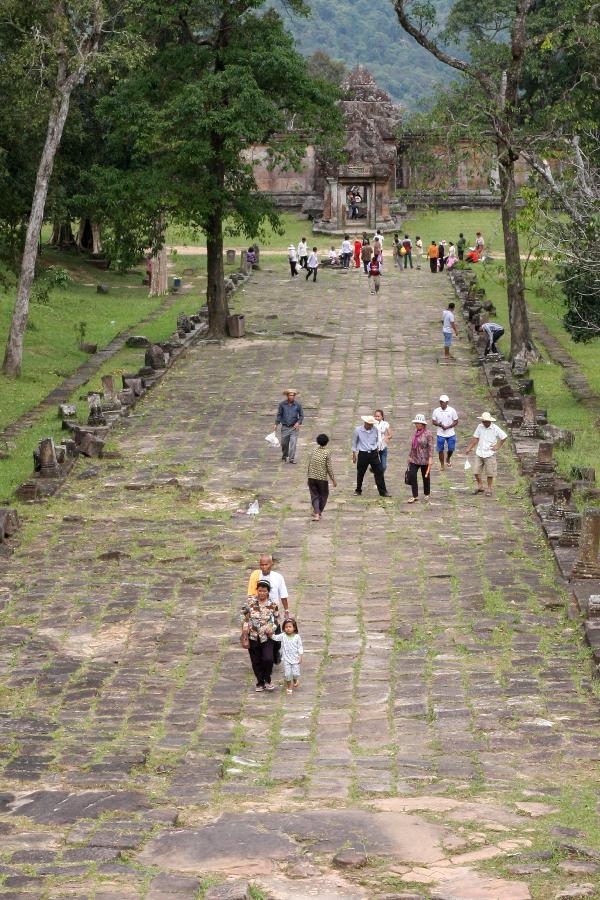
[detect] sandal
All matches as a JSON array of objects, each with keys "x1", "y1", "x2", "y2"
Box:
[
  {"x1": 472, "y1": 488, "x2": 484, "y2": 495},
  {"x1": 407, "y1": 497, "x2": 419, "y2": 504},
  {"x1": 255, "y1": 685, "x2": 264, "y2": 692},
  {"x1": 286, "y1": 688, "x2": 293, "y2": 694},
  {"x1": 484, "y1": 490, "x2": 493, "y2": 497},
  {"x1": 264, "y1": 683, "x2": 275, "y2": 691}
]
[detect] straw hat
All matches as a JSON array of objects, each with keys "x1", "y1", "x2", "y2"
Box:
[
  {"x1": 361, "y1": 415, "x2": 376, "y2": 425},
  {"x1": 412, "y1": 413, "x2": 427, "y2": 425},
  {"x1": 283, "y1": 389, "x2": 298, "y2": 396},
  {"x1": 439, "y1": 394, "x2": 449, "y2": 403},
  {"x1": 477, "y1": 412, "x2": 496, "y2": 422}
]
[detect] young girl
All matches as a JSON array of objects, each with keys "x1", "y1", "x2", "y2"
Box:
[
  {"x1": 268, "y1": 618, "x2": 303, "y2": 694},
  {"x1": 415, "y1": 235, "x2": 423, "y2": 270}
]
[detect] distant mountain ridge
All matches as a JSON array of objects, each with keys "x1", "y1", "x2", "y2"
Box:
[{"x1": 278, "y1": 0, "x2": 454, "y2": 109}]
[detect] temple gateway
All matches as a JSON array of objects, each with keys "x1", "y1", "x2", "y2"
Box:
[{"x1": 313, "y1": 66, "x2": 401, "y2": 234}]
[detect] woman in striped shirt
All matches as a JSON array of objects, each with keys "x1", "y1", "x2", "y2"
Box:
[{"x1": 306, "y1": 434, "x2": 337, "y2": 521}]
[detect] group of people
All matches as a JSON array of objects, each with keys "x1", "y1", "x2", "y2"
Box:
[
  {"x1": 428, "y1": 231, "x2": 487, "y2": 272},
  {"x1": 441, "y1": 301, "x2": 505, "y2": 360},
  {"x1": 289, "y1": 238, "x2": 319, "y2": 281}
]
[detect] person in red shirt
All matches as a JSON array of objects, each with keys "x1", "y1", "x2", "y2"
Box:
[
  {"x1": 368, "y1": 256, "x2": 381, "y2": 294},
  {"x1": 353, "y1": 238, "x2": 362, "y2": 269}
]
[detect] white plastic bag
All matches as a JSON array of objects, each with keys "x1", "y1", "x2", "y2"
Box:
[
  {"x1": 265, "y1": 431, "x2": 280, "y2": 447},
  {"x1": 246, "y1": 500, "x2": 260, "y2": 515},
  {"x1": 464, "y1": 459, "x2": 472, "y2": 471}
]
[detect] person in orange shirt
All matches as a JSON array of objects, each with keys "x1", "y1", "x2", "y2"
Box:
[
  {"x1": 428, "y1": 241, "x2": 438, "y2": 273},
  {"x1": 353, "y1": 237, "x2": 362, "y2": 269},
  {"x1": 247, "y1": 554, "x2": 289, "y2": 619}
]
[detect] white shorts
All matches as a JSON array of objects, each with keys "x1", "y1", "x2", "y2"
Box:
[{"x1": 283, "y1": 662, "x2": 301, "y2": 680}]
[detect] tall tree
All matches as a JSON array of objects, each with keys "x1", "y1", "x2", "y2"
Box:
[
  {"x1": 99, "y1": 0, "x2": 342, "y2": 335},
  {"x1": 392, "y1": 0, "x2": 579, "y2": 361},
  {"x1": 1, "y1": 0, "x2": 143, "y2": 377}
]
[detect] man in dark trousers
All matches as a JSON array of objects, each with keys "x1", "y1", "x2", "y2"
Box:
[
  {"x1": 276, "y1": 389, "x2": 304, "y2": 464},
  {"x1": 352, "y1": 415, "x2": 391, "y2": 496}
]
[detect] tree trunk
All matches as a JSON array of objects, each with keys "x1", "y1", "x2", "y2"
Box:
[
  {"x1": 497, "y1": 142, "x2": 538, "y2": 362},
  {"x1": 49, "y1": 221, "x2": 75, "y2": 247},
  {"x1": 76, "y1": 216, "x2": 93, "y2": 251},
  {"x1": 205, "y1": 207, "x2": 229, "y2": 336},
  {"x1": 3, "y1": 80, "x2": 75, "y2": 376},
  {"x1": 91, "y1": 222, "x2": 102, "y2": 255},
  {"x1": 149, "y1": 244, "x2": 168, "y2": 296}
]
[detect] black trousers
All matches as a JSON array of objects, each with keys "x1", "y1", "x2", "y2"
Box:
[
  {"x1": 308, "y1": 478, "x2": 329, "y2": 513},
  {"x1": 248, "y1": 638, "x2": 275, "y2": 686},
  {"x1": 429, "y1": 258, "x2": 437, "y2": 273},
  {"x1": 289, "y1": 260, "x2": 298, "y2": 276},
  {"x1": 300, "y1": 255, "x2": 308, "y2": 269},
  {"x1": 484, "y1": 327, "x2": 505, "y2": 355},
  {"x1": 306, "y1": 266, "x2": 317, "y2": 281},
  {"x1": 409, "y1": 462, "x2": 430, "y2": 498},
  {"x1": 356, "y1": 450, "x2": 388, "y2": 495}
]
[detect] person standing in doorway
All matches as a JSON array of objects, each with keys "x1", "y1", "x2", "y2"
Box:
[
  {"x1": 414, "y1": 235, "x2": 423, "y2": 270},
  {"x1": 374, "y1": 408, "x2": 392, "y2": 472},
  {"x1": 305, "y1": 246, "x2": 319, "y2": 282},
  {"x1": 457, "y1": 232, "x2": 466, "y2": 261},
  {"x1": 406, "y1": 413, "x2": 433, "y2": 504},
  {"x1": 361, "y1": 239, "x2": 373, "y2": 274},
  {"x1": 432, "y1": 394, "x2": 459, "y2": 470},
  {"x1": 402, "y1": 234, "x2": 413, "y2": 269},
  {"x1": 297, "y1": 237, "x2": 308, "y2": 270},
  {"x1": 276, "y1": 389, "x2": 304, "y2": 464},
  {"x1": 428, "y1": 241, "x2": 438, "y2": 273},
  {"x1": 463, "y1": 412, "x2": 507, "y2": 497},
  {"x1": 442, "y1": 302, "x2": 458, "y2": 359},
  {"x1": 352, "y1": 415, "x2": 391, "y2": 497},
  {"x1": 306, "y1": 433, "x2": 337, "y2": 521},
  {"x1": 341, "y1": 234, "x2": 352, "y2": 269}
]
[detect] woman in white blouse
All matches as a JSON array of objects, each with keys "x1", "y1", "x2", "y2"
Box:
[{"x1": 374, "y1": 408, "x2": 392, "y2": 471}]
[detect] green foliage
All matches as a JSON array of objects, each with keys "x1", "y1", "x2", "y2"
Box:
[{"x1": 30, "y1": 266, "x2": 72, "y2": 306}]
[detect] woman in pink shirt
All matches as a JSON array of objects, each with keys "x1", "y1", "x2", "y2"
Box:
[{"x1": 406, "y1": 413, "x2": 433, "y2": 503}]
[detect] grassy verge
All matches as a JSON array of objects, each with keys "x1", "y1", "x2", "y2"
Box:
[{"x1": 475, "y1": 263, "x2": 600, "y2": 495}]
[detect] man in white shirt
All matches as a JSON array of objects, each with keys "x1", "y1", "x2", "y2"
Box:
[
  {"x1": 432, "y1": 394, "x2": 458, "y2": 470},
  {"x1": 373, "y1": 229, "x2": 384, "y2": 246},
  {"x1": 442, "y1": 302, "x2": 458, "y2": 359},
  {"x1": 463, "y1": 412, "x2": 507, "y2": 496},
  {"x1": 297, "y1": 238, "x2": 308, "y2": 270},
  {"x1": 247, "y1": 554, "x2": 289, "y2": 618},
  {"x1": 341, "y1": 235, "x2": 352, "y2": 269}
]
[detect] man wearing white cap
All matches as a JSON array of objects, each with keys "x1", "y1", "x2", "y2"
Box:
[
  {"x1": 288, "y1": 243, "x2": 298, "y2": 277},
  {"x1": 463, "y1": 412, "x2": 507, "y2": 496},
  {"x1": 432, "y1": 395, "x2": 459, "y2": 470},
  {"x1": 351, "y1": 416, "x2": 391, "y2": 497}
]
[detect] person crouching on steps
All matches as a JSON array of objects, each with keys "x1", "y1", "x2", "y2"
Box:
[
  {"x1": 306, "y1": 246, "x2": 319, "y2": 282},
  {"x1": 267, "y1": 618, "x2": 303, "y2": 694}
]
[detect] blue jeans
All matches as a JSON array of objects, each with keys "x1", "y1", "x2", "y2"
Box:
[{"x1": 379, "y1": 447, "x2": 388, "y2": 471}]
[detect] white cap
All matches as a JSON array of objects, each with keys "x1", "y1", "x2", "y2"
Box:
[
  {"x1": 439, "y1": 394, "x2": 449, "y2": 403},
  {"x1": 412, "y1": 413, "x2": 427, "y2": 425}
]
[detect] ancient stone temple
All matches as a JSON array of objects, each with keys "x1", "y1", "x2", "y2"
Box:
[{"x1": 313, "y1": 66, "x2": 401, "y2": 234}]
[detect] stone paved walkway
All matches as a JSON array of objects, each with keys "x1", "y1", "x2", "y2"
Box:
[{"x1": 0, "y1": 262, "x2": 599, "y2": 899}]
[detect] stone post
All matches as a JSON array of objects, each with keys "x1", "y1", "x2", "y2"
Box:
[
  {"x1": 523, "y1": 394, "x2": 537, "y2": 426},
  {"x1": 226, "y1": 249, "x2": 236, "y2": 265},
  {"x1": 549, "y1": 481, "x2": 572, "y2": 518},
  {"x1": 535, "y1": 441, "x2": 555, "y2": 472},
  {"x1": 588, "y1": 595, "x2": 600, "y2": 618},
  {"x1": 101, "y1": 375, "x2": 117, "y2": 402},
  {"x1": 572, "y1": 508, "x2": 600, "y2": 578},
  {"x1": 558, "y1": 511, "x2": 582, "y2": 547},
  {"x1": 38, "y1": 438, "x2": 60, "y2": 477},
  {"x1": 239, "y1": 251, "x2": 249, "y2": 275}
]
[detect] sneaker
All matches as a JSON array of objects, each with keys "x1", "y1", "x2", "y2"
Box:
[
  {"x1": 354, "y1": 489, "x2": 362, "y2": 495},
  {"x1": 255, "y1": 685, "x2": 264, "y2": 692},
  {"x1": 380, "y1": 492, "x2": 392, "y2": 497},
  {"x1": 264, "y1": 683, "x2": 275, "y2": 692}
]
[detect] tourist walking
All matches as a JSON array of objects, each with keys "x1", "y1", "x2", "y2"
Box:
[
  {"x1": 406, "y1": 413, "x2": 433, "y2": 503},
  {"x1": 276, "y1": 389, "x2": 304, "y2": 464},
  {"x1": 415, "y1": 235, "x2": 423, "y2": 269},
  {"x1": 288, "y1": 243, "x2": 298, "y2": 277},
  {"x1": 428, "y1": 241, "x2": 438, "y2": 273},
  {"x1": 247, "y1": 553, "x2": 290, "y2": 618},
  {"x1": 305, "y1": 246, "x2": 319, "y2": 282},
  {"x1": 402, "y1": 234, "x2": 413, "y2": 269},
  {"x1": 373, "y1": 229, "x2": 384, "y2": 248},
  {"x1": 341, "y1": 235, "x2": 352, "y2": 269},
  {"x1": 442, "y1": 302, "x2": 458, "y2": 359},
  {"x1": 374, "y1": 408, "x2": 392, "y2": 471},
  {"x1": 457, "y1": 232, "x2": 466, "y2": 261},
  {"x1": 352, "y1": 415, "x2": 391, "y2": 497},
  {"x1": 241, "y1": 580, "x2": 280, "y2": 692},
  {"x1": 353, "y1": 237, "x2": 362, "y2": 269},
  {"x1": 368, "y1": 255, "x2": 382, "y2": 294},
  {"x1": 361, "y1": 240, "x2": 373, "y2": 274},
  {"x1": 463, "y1": 412, "x2": 507, "y2": 497},
  {"x1": 432, "y1": 394, "x2": 458, "y2": 469},
  {"x1": 268, "y1": 618, "x2": 303, "y2": 694},
  {"x1": 297, "y1": 237, "x2": 308, "y2": 269},
  {"x1": 475, "y1": 231, "x2": 485, "y2": 256},
  {"x1": 479, "y1": 321, "x2": 505, "y2": 356},
  {"x1": 438, "y1": 240, "x2": 446, "y2": 271},
  {"x1": 373, "y1": 233, "x2": 383, "y2": 262},
  {"x1": 306, "y1": 433, "x2": 337, "y2": 521}
]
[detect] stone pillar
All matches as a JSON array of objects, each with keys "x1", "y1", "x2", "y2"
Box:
[
  {"x1": 226, "y1": 249, "x2": 236, "y2": 265},
  {"x1": 572, "y1": 508, "x2": 600, "y2": 578},
  {"x1": 101, "y1": 375, "x2": 117, "y2": 402},
  {"x1": 535, "y1": 441, "x2": 555, "y2": 472},
  {"x1": 38, "y1": 438, "x2": 60, "y2": 477},
  {"x1": 523, "y1": 394, "x2": 537, "y2": 426},
  {"x1": 366, "y1": 184, "x2": 373, "y2": 229},
  {"x1": 559, "y1": 511, "x2": 582, "y2": 547},
  {"x1": 588, "y1": 595, "x2": 600, "y2": 618},
  {"x1": 549, "y1": 481, "x2": 572, "y2": 518},
  {"x1": 239, "y1": 251, "x2": 249, "y2": 275}
]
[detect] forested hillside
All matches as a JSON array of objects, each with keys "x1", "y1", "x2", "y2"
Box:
[{"x1": 277, "y1": 0, "x2": 455, "y2": 108}]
